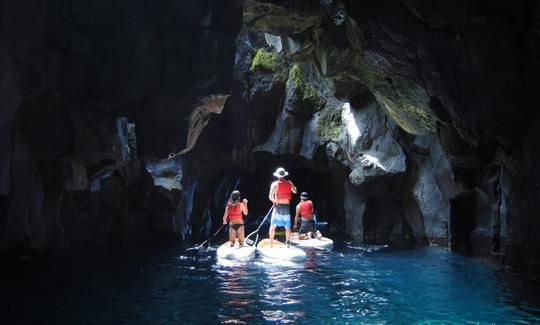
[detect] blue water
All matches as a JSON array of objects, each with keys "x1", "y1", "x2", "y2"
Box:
[{"x1": 3, "y1": 243, "x2": 540, "y2": 324}]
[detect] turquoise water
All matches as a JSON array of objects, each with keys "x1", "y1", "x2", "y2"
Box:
[{"x1": 3, "y1": 243, "x2": 540, "y2": 324}]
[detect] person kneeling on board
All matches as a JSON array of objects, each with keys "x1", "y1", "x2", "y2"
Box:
[
  {"x1": 294, "y1": 192, "x2": 321, "y2": 240},
  {"x1": 222, "y1": 190, "x2": 248, "y2": 247}
]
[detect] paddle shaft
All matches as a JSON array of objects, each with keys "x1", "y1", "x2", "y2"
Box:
[
  {"x1": 197, "y1": 223, "x2": 226, "y2": 249},
  {"x1": 245, "y1": 205, "x2": 275, "y2": 245}
]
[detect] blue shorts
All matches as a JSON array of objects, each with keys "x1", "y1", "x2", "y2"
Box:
[{"x1": 270, "y1": 204, "x2": 291, "y2": 227}]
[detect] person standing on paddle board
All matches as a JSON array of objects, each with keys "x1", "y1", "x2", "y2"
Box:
[
  {"x1": 268, "y1": 167, "x2": 297, "y2": 247},
  {"x1": 223, "y1": 190, "x2": 248, "y2": 247},
  {"x1": 294, "y1": 192, "x2": 321, "y2": 240}
]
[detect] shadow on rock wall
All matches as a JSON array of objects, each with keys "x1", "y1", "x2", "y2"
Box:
[
  {"x1": 226, "y1": 0, "x2": 540, "y2": 279},
  {"x1": 0, "y1": 0, "x2": 243, "y2": 253}
]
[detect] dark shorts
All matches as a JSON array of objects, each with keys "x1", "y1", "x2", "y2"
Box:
[
  {"x1": 230, "y1": 223, "x2": 244, "y2": 232},
  {"x1": 299, "y1": 219, "x2": 315, "y2": 234}
]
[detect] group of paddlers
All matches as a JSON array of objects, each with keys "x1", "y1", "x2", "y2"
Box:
[{"x1": 222, "y1": 167, "x2": 321, "y2": 248}]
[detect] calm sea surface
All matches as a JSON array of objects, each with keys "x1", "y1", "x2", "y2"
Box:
[{"x1": 2, "y1": 242, "x2": 539, "y2": 324}]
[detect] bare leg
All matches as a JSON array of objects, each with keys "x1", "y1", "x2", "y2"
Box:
[
  {"x1": 238, "y1": 225, "x2": 245, "y2": 246},
  {"x1": 229, "y1": 226, "x2": 235, "y2": 246},
  {"x1": 269, "y1": 224, "x2": 276, "y2": 247},
  {"x1": 299, "y1": 232, "x2": 306, "y2": 240},
  {"x1": 285, "y1": 227, "x2": 291, "y2": 244}
]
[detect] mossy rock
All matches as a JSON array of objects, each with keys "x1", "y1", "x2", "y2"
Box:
[
  {"x1": 347, "y1": 53, "x2": 437, "y2": 134},
  {"x1": 316, "y1": 109, "x2": 342, "y2": 141},
  {"x1": 250, "y1": 48, "x2": 281, "y2": 72},
  {"x1": 289, "y1": 63, "x2": 323, "y2": 107}
]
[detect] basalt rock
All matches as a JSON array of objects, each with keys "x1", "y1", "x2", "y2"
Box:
[
  {"x1": 0, "y1": 0, "x2": 243, "y2": 252},
  {"x1": 1, "y1": 0, "x2": 540, "y2": 280},
  {"x1": 238, "y1": 0, "x2": 540, "y2": 278}
]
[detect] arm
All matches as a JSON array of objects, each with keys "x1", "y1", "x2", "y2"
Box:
[
  {"x1": 289, "y1": 180, "x2": 297, "y2": 194},
  {"x1": 222, "y1": 205, "x2": 229, "y2": 224},
  {"x1": 268, "y1": 182, "x2": 277, "y2": 203},
  {"x1": 294, "y1": 204, "x2": 301, "y2": 227},
  {"x1": 241, "y1": 199, "x2": 249, "y2": 215}
]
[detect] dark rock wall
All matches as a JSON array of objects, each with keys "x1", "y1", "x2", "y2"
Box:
[
  {"x1": 230, "y1": 0, "x2": 540, "y2": 278},
  {"x1": 1, "y1": 0, "x2": 539, "y2": 279},
  {"x1": 0, "y1": 0, "x2": 243, "y2": 252}
]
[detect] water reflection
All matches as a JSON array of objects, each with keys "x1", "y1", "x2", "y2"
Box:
[
  {"x1": 4, "y1": 244, "x2": 539, "y2": 324},
  {"x1": 214, "y1": 260, "x2": 258, "y2": 324},
  {"x1": 259, "y1": 261, "x2": 305, "y2": 323}
]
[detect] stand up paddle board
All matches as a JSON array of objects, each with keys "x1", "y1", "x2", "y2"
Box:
[
  {"x1": 256, "y1": 239, "x2": 306, "y2": 262},
  {"x1": 217, "y1": 240, "x2": 256, "y2": 260},
  {"x1": 290, "y1": 232, "x2": 333, "y2": 249}
]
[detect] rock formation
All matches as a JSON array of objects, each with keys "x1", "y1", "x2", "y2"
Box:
[{"x1": 1, "y1": 0, "x2": 539, "y2": 279}]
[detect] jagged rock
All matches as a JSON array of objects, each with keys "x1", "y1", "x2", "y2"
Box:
[
  {"x1": 61, "y1": 161, "x2": 88, "y2": 191},
  {"x1": 256, "y1": 109, "x2": 307, "y2": 155},
  {"x1": 343, "y1": 180, "x2": 366, "y2": 240},
  {"x1": 175, "y1": 94, "x2": 229, "y2": 156},
  {"x1": 248, "y1": 69, "x2": 286, "y2": 146},
  {"x1": 343, "y1": 101, "x2": 406, "y2": 186},
  {"x1": 117, "y1": 117, "x2": 137, "y2": 161},
  {"x1": 408, "y1": 134, "x2": 456, "y2": 244},
  {"x1": 254, "y1": 60, "x2": 327, "y2": 155},
  {"x1": 400, "y1": 0, "x2": 469, "y2": 28},
  {"x1": 0, "y1": 0, "x2": 244, "y2": 253},
  {"x1": 1, "y1": 0, "x2": 540, "y2": 281},
  {"x1": 0, "y1": 70, "x2": 22, "y2": 196},
  {"x1": 313, "y1": 16, "x2": 363, "y2": 77},
  {"x1": 145, "y1": 158, "x2": 184, "y2": 191},
  {"x1": 243, "y1": 0, "x2": 322, "y2": 34},
  {"x1": 264, "y1": 33, "x2": 283, "y2": 52}
]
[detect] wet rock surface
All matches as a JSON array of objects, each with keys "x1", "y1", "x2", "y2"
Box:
[
  {"x1": 229, "y1": 0, "x2": 540, "y2": 279},
  {"x1": 1, "y1": 0, "x2": 540, "y2": 280},
  {"x1": 0, "y1": 0, "x2": 243, "y2": 251}
]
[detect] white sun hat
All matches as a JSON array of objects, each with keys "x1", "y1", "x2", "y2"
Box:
[{"x1": 273, "y1": 167, "x2": 289, "y2": 178}]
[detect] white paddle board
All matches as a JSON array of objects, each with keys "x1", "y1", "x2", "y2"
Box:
[
  {"x1": 290, "y1": 232, "x2": 333, "y2": 249},
  {"x1": 256, "y1": 239, "x2": 306, "y2": 262},
  {"x1": 217, "y1": 240, "x2": 256, "y2": 260}
]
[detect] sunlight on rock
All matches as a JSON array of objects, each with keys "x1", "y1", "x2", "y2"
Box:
[
  {"x1": 361, "y1": 154, "x2": 388, "y2": 171},
  {"x1": 145, "y1": 158, "x2": 183, "y2": 191},
  {"x1": 264, "y1": 33, "x2": 282, "y2": 52},
  {"x1": 341, "y1": 102, "x2": 361, "y2": 145}
]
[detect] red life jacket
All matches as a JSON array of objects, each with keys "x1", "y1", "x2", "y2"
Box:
[
  {"x1": 299, "y1": 200, "x2": 313, "y2": 217},
  {"x1": 276, "y1": 180, "x2": 292, "y2": 200},
  {"x1": 227, "y1": 203, "x2": 243, "y2": 220}
]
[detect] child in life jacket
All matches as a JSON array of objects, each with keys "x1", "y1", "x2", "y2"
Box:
[{"x1": 222, "y1": 190, "x2": 248, "y2": 247}]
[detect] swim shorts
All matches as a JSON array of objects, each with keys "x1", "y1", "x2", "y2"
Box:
[
  {"x1": 270, "y1": 204, "x2": 291, "y2": 227},
  {"x1": 299, "y1": 218, "x2": 315, "y2": 234}
]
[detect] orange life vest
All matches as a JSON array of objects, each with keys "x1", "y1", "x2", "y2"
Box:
[
  {"x1": 276, "y1": 180, "x2": 292, "y2": 200},
  {"x1": 299, "y1": 200, "x2": 313, "y2": 217},
  {"x1": 227, "y1": 203, "x2": 243, "y2": 220}
]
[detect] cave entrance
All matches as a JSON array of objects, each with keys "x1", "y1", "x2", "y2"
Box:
[{"x1": 235, "y1": 152, "x2": 345, "y2": 235}]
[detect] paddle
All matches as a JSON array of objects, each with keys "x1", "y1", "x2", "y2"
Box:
[
  {"x1": 287, "y1": 219, "x2": 301, "y2": 248},
  {"x1": 245, "y1": 205, "x2": 275, "y2": 246},
  {"x1": 196, "y1": 223, "x2": 226, "y2": 250}
]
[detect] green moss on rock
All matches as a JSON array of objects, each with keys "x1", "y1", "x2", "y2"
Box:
[
  {"x1": 289, "y1": 64, "x2": 322, "y2": 106},
  {"x1": 316, "y1": 109, "x2": 342, "y2": 141},
  {"x1": 250, "y1": 48, "x2": 280, "y2": 72},
  {"x1": 346, "y1": 55, "x2": 437, "y2": 134}
]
